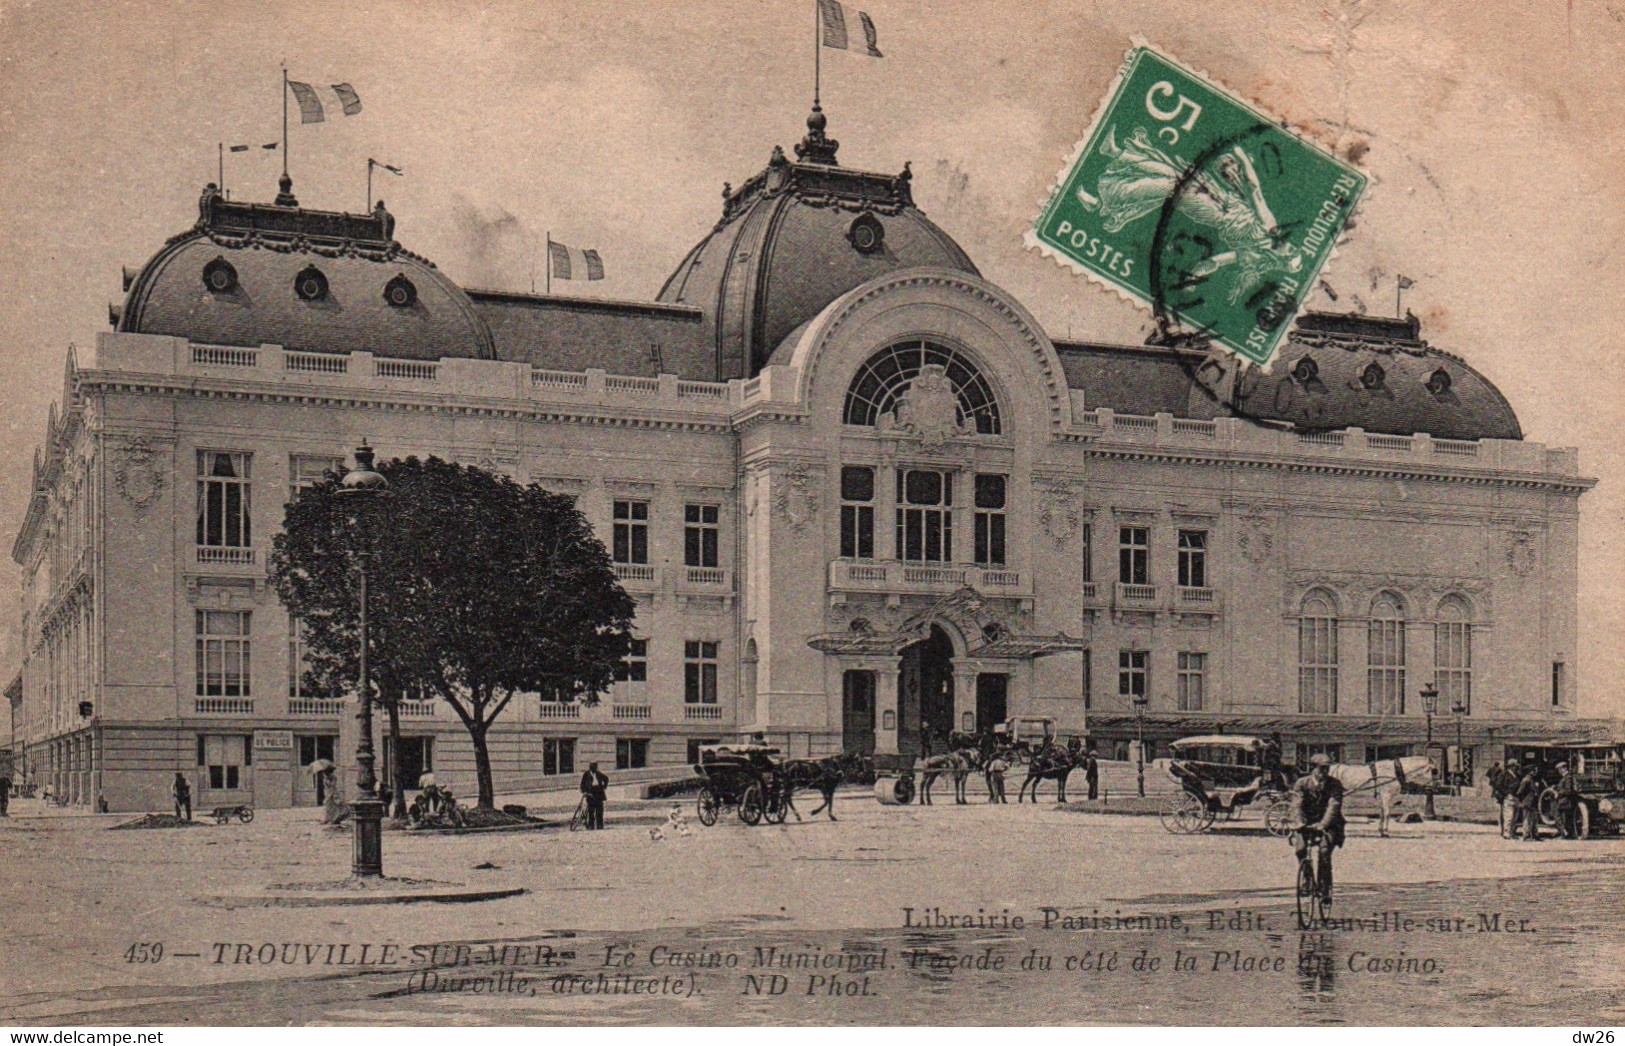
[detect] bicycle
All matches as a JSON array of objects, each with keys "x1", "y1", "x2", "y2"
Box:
[
  {"x1": 1293, "y1": 826, "x2": 1334, "y2": 929},
  {"x1": 569, "y1": 797, "x2": 587, "y2": 832}
]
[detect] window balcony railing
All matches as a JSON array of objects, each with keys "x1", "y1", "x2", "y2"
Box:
[
  {"x1": 683, "y1": 566, "x2": 728, "y2": 585},
  {"x1": 612, "y1": 563, "x2": 659, "y2": 586},
  {"x1": 827, "y1": 560, "x2": 1032, "y2": 598},
  {"x1": 613, "y1": 704, "x2": 652, "y2": 720},
  {"x1": 684, "y1": 704, "x2": 723, "y2": 721},
  {"x1": 196, "y1": 546, "x2": 255, "y2": 565},
  {"x1": 194, "y1": 697, "x2": 253, "y2": 714},
  {"x1": 1115, "y1": 582, "x2": 1159, "y2": 604},
  {"x1": 538, "y1": 702, "x2": 582, "y2": 719},
  {"x1": 288, "y1": 698, "x2": 344, "y2": 716},
  {"x1": 399, "y1": 700, "x2": 436, "y2": 718},
  {"x1": 1176, "y1": 586, "x2": 1216, "y2": 604},
  {"x1": 1080, "y1": 581, "x2": 1099, "y2": 601}
]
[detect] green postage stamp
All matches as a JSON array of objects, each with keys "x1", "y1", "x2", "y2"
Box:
[{"x1": 1028, "y1": 45, "x2": 1367, "y2": 366}]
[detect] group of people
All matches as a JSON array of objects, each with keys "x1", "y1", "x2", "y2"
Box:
[
  {"x1": 977, "y1": 740, "x2": 1102, "y2": 803},
  {"x1": 1488, "y1": 758, "x2": 1583, "y2": 840}
]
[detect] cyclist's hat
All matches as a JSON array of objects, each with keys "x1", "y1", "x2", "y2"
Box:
[{"x1": 1307, "y1": 753, "x2": 1332, "y2": 767}]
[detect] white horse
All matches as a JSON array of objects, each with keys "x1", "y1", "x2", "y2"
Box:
[{"x1": 1327, "y1": 755, "x2": 1438, "y2": 838}]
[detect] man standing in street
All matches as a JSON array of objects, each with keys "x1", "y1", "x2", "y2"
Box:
[
  {"x1": 580, "y1": 761, "x2": 609, "y2": 830},
  {"x1": 1554, "y1": 761, "x2": 1583, "y2": 839},
  {"x1": 0, "y1": 771, "x2": 11, "y2": 816},
  {"x1": 1084, "y1": 747, "x2": 1100, "y2": 801},
  {"x1": 172, "y1": 771, "x2": 192, "y2": 822},
  {"x1": 1513, "y1": 761, "x2": 1544, "y2": 841}
]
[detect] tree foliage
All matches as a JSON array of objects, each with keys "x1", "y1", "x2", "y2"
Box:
[{"x1": 269, "y1": 456, "x2": 635, "y2": 808}]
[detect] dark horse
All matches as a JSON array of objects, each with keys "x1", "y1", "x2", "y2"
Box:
[
  {"x1": 782, "y1": 752, "x2": 868, "y2": 821},
  {"x1": 1018, "y1": 740, "x2": 1084, "y2": 803}
]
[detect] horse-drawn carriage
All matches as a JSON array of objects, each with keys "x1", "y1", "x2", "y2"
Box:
[
  {"x1": 998, "y1": 716, "x2": 1059, "y2": 765},
  {"x1": 692, "y1": 744, "x2": 791, "y2": 826},
  {"x1": 1159, "y1": 736, "x2": 1290, "y2": 834}
]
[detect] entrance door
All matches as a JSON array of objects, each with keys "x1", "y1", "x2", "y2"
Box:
[
  {"x1": 899, "y1": 625, "x2": 955, "y2": 757},
  {"x1": 842, "y1": 671, "x2": 876, "y2": 756},
  {"x1": 293, "y1": 734, "x2": 337, "y2": 806},
  {"x1": 975, "y1": 674, "x2": 1008, "y2": 733},
  {"x1": 390, "y1": 736, "x2": 433, "y2": 791}
]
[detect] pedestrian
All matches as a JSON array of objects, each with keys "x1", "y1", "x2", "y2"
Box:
[
  {"x1": 580, "y1": 761, "x2": 609, "y2": 830},
  {"x1": 1554, "y1": 762, "x2": 1583, "y2": 839},
  {"x1": 1084, "y1": 748, "x2": 1100, "y2": 801},
  {"x1": 986, "y1": 754, "x2": 1008, "y2": 804},
  {"x1": 172, "y1": 771, "x2": 192, "y2": 822},
  {"x1": 0, "y1": 771, "x2": 11, "y2": 816},
  {"x1": 1513, "y1": 762, "x2": 1543, "y2": 841}
]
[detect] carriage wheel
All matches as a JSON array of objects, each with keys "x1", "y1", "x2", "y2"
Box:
[
  {"x1": 1264, "y1": 799, "x2": 1293, "y2": 837},
  {"x1": 739, "y1": 784, "x2": 765, "y2": 826},
  {"x1": 1198, "y1": 805, "x2": 1219, "y2": 832},
  {"x1": 696, "y1": 786, "x2": 720, "y2": 827},
  {"x1": 893, "y1": 775, "x2": 916, "y2": 805},
  {"x1": 238, "y1": 807, "x2": 254, "y2": 824},
  {"x1": 1537, "y1": 787, "x2": 1559, "y2": 827},
  {"x1": 1159, "y1": 791, "x2": 1206, "y2": 834},
  {"x1": 765, "y1": 790, "x2": 788, "y2": 825}
]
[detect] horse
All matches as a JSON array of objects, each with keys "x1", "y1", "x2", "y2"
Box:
[
  {"x1": 1018, "y1": 745, "x2": 1083, "y2": 803},
  {"x1": 920, "y1": 749, "x2": 978, "y2": 805},
  {"x1": 782, "y1": 752, "x2": 867, "y2": 822},
  {"x1": 1326, "y1": 755, "x2": 1438, "y2": 837}
]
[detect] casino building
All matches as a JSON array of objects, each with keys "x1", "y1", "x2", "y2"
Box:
[{"x1": 7, "y1": 110, "x2": 1605, "y2": 811}]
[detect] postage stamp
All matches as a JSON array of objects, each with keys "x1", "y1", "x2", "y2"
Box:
[{"x1": 1027, "y1": 45, "x2": 1367, "y2": 366}]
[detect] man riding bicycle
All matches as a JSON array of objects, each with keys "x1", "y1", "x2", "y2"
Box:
[{"x1": 1288, "y1": 753, "x2": 1346, "y2": 904}]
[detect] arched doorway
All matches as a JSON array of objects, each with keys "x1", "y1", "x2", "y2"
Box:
[{"x1": 899, "y1": 625, "x2": 955, "y2": 757}]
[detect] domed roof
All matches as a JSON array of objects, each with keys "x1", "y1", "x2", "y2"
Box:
[
  {"x1": 658, "y1": 110, "x2": 979, "y2": 379},
  {"x1": 118, "y1": 180, "x2": 494, "y2": 361},
  {"x1": 1183, "y1": 313, "x2": 1521, "y2": 440}
]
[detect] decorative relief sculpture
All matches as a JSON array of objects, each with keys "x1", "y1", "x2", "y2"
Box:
[
  {"x1": 1505, "y1": 529, "x2": 1539, "y2": 578},
  {"x1": 878, "y1": 364, "x2": 969, "y2": 449},
  {"x1": 1237, "y1": 513, "x2": 1275, "y2": 564},
  {"x1": 112, "y1": 438, "x2": 165, "y2": 512},
  {"x1": 770, "y1": 464, "x2": 820, "y2": 532},
  {"x1": 1036, "y1": 481, "x2": 1086, "y2": 548}
]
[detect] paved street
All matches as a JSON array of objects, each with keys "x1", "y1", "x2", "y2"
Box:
[{"x1": 1, "y1": 792, "x2": 1620, "y2": 1024}]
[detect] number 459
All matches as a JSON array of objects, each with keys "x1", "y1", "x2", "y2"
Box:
[
  {"x1": 124, "y1": 942, "x2": 164, "y2": 963},
  {"x1": 1146, "y1": 81, "x2": 1202, "y2": 144}
]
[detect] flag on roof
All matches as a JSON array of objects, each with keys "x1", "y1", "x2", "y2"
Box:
[
  {"x1": 330, "y1": 83, "x2": 363, "y2": 116},
  {"x1": 370, "y1": 158, "x2": 404, "y2": 175},
  {"x1": 548, "y1": 241, "x2": 604, "y2": 281},
  {"x1": 1397, "y1": 274, "x2": 1415, "y2": 289},
  {"x1": 819, "y1": 0, "x2": 882, "y2": 57},
  {"x1": 288, "y1": 81, "x2": 326, "y2": 124},
  {"x1": 229, "y1": 142, "x2": 279, "y2": 152}
]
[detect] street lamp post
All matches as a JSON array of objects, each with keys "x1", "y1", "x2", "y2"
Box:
[
  {"x1": 1133, "y1": 693, "x2": 1149, "y2": 797},
  {"x1": 1451, "y1": 698, "x2": 1466, "y2": 788},
  {"x1": 339, "y1": 444, "x2": 390, "y2": 878},
  {"x1": 1420, "y1": 681, "x2": 1440, "y2": 820}
]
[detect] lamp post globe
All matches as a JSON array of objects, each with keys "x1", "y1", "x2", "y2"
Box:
[
  {"x1": 337, "y1": 443, "x2": 390, "y2": 878},
  {"x1": 1420, "y1": 681, "x2": 1440, "y2": 820}
]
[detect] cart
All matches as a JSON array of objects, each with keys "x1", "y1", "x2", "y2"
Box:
[
  {"x1": 1000, "y1": 716, "x2": 1059, "y2": 765},
  {"x1": 1159, "y1": 735, "x2": 1289, "y2": 834},
  {"x1": 211, "y1": 803, "x2": 254, "y2": 824},
  {"x1": 692, "y1": 744, "x2": 790, "y2": 826},
  {"x1": 1504, "y1": 740, "x2": 1625, "y2": 839}
]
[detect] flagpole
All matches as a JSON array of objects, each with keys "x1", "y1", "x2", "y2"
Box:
[
  {"x1": 367, "y1": 159, "x2": 373, "y2": 213},
  {"x1": 1395, "y1": 279, "x2": 1401, "y2": 317},
  {"x1": 218, "y1": 143, "x2": 224, "y2": 195},
  {"x1": 545, "y1": 232, "x2": 552, "y2": 295},
  {"x1": 281, "y1": 63, "x2": 289, "y2": 177},
  {"x1": 813, "y1": 0, "x2": 821, "y2": 108}
]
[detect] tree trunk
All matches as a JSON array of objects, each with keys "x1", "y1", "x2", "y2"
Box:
[
  {"x1": 470, "y1": 719, "x2": 495, "y2": 809},
  {"x1": 386, "y1": 691, "x2": 406, "y2": 820}
]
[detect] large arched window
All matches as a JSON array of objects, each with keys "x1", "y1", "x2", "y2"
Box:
[
  {"x1": 843, "y1": 340, "x2": 1001, "y2": 435},
  {"x1": 1435, "y1": 596, "x2": 1472, "y2": 715},
  {"x1": 1367, "y1": 593, "x2": 1406, "y2": 715},
  {"x1": 1298, "y1": 589, "x2": 1339, "y2": 714}
]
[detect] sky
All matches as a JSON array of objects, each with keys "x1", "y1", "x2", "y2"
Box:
[{"x1": 0, "y1": 0, "x2": 1621, "y2": 720}]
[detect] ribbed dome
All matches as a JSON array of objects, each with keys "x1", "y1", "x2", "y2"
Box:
[
  {"x1": 658, "y1": 111, "x2": 979, "y2": 379},
  {"x1": 118, "y1": 181, "x2": 494, "y2": 361}
]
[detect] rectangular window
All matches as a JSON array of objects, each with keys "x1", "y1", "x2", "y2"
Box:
[
  {"x1": 684, "y1": 504, "x2": 719, "y2": 568},
  {"x1": 288, "y1": 454, "x2": 345, "y2": 503},
  {"x1": 687, "y1": 738, "x2": 721, "y2": 765},
  {"x1": 1177, "y1": 530, "x2": 1207, "y2": 588},
  {"x1": 196, "y1": 610, "x2": 251, "y2": 698},
  {"x1": 1177, "y1": 651, "x2": 1207, "y2": 711},
  {"x1": 614, "y1": 638, "x2": 649, "y2": 683},
  {"x1": 1118, "y1": 526, "x2": 1148, "y2": 585},
  {"x1": 543, "y1": 737, "x2": 576, "y2": 777},
  {"x1": 1118, "y1": 649, "x2": 1148, "y2": 700},
  {"x1": 1081, "y1": 524, "x2": 1092, "y2": 583},
  {"x1": 895, "y1": 469, "x2": 953, "y2": 563},
  {"x1": 616, "y1": 737, "x2": 650, "y2": 771},
  {"x1": 286, "y1": 618, "x2": 336, "y2": 699},
  {"x1": 840, "y1": 466, "x2": 875, "y2": 560},
  {"x1": 684, "y1": 640, "x2": 719, "y2": 704},
  {"x1": 612, "y1": 499, "x2": 649, "y2": 565},
  {"x1": 196, "y1": 451, "x2": 252, "y2": 548},
  {"x1": 973, "y1": 474, "x2": 1007, "y2": 567},
  {"x1": 1435, "y1": 622, "x2": 1472, "y2": 716},
  {"x1": 296, "y1": 734, "x2": 336, "y2": 766},
  {"x1": 1552, "y1": 662, "x2": 1565, "y2": 707},
  {"x1": 201, "y1": 734, "x2": 247, "y2": 790}
]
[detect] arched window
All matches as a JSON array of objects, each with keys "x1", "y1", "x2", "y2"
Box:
[
  {"x1": 1367, "y1": 593, "x2": 1406, "y2": 715},
  {"x1": 1435, "y1": 596, "x2": 1472, "y2": 715},
  {"x1": 1298, "y1": 590, "x2": 1339, "y2": 714},
  {"x1": 843, "y1": 340, "x2": 1001, "y2": 435}
]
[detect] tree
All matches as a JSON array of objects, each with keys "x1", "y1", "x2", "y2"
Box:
[{"x1": 269, "y1": 456, "x2": 635, "y2": 809}]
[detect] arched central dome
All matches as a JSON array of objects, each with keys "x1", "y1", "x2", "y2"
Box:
[{"x1": 658, "y1": 109, "x2": 980, "y2": 380}]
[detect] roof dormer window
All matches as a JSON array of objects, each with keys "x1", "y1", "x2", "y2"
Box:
[
  {"x1": 1425, "y1": 367, "x2": 1453, "y2": 396},
  {"x1": 383, "y1": 274, "x2": 417, "y2": 308},
  {"x1": 294, "y1": 265, "x2": 329, "y2": 302},
  {"x1": 202, "y1": 256, "x2": 238, "y2": 293}
]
